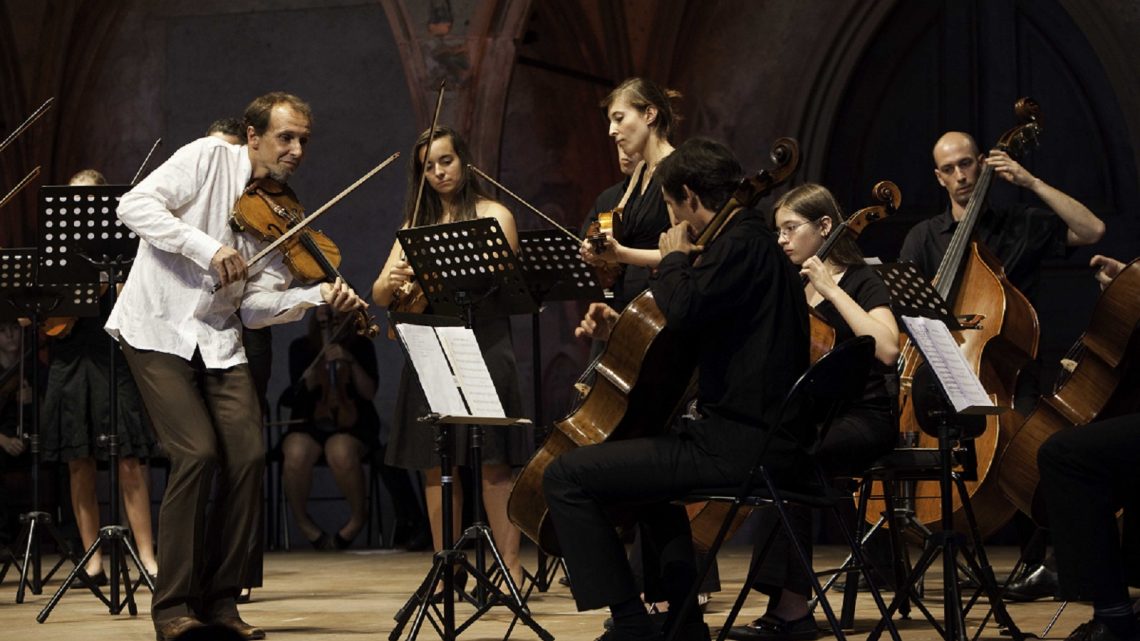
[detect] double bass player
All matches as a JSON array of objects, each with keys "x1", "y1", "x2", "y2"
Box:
[{"x1": 899, "y1": 130, "x2": 1105, "y2": 600}]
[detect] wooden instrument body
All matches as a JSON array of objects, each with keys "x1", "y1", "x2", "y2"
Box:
[
  {"x1": 998, "y1": 259, "x2": 1140, "y2": 522},
  {"x1": 809, "y1": 310, "x2": 837, "y2": 364},
  {"x1": 509, "y1": 138, "x2": 800, "y2": 555},
  {"x1": 871, "y1": 98, "x2": 1042, "y2": 537},
  {"x1": 889, "y1": 241, "x2": 1039, "y2": 537},
  {"x1": 508, "y1": 289, "x2": 698, "y2": 554}
]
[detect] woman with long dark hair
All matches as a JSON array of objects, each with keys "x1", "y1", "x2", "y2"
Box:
[{"x1": 372, "y1": 126, "x2": 528, "y2": 586}]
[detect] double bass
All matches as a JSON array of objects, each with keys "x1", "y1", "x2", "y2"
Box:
[
  {"x1": 885, "y1": 98, "x2": 1043, "y2": 537},
  {"x1": 508, "y1": 138, "x2": 800, "y2": 555},
  {"x1": 998, "y1": 259, "x2": 1140, "y2": 522}
]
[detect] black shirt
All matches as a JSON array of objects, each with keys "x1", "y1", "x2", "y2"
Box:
[
  {"x1": 898, "y1": 204, "x2": 1068, "y2": 302},
  {"x1": 613, "y1": 172, "x2": 671, "y2": 309},
  {"x1": 813, "y1": 263, "x2": 896, "y2": 403},
  {"x1": 651, "y1": 209, "x2": 809, "y2": 430}
]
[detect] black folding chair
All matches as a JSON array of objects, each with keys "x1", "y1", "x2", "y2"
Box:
[{"x1": 665, "y1": 336, "x2": 902, "y2": 641}]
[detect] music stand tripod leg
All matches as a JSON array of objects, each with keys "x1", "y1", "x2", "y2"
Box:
[
  {"x1": 390, "y1": 422, "x2": 461, "y2": 641},
  {"x1": 37, "y1": 531, "x2": 113, "y2": 621},
  {"x1": 449, "y1": 424, "x2": 550, "y2": 641},
  {"x1": 950, "y1": 475, "x2": 1024, "y2": 641},
  {"x1": 37, "y1": 260, "x2": 153, "y2": 621}
]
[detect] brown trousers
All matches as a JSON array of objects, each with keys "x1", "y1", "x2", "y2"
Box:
[{"x1": 121, "y1": 342, "x2": 264, "y2": 625}]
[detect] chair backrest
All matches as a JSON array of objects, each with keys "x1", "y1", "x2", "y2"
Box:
[{"x1": 776, "y1": 335, "x2": 877, "y2": 452}]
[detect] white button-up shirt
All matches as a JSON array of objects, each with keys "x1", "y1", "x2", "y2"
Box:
[{"x1": 106, "y1": 136, "x2": 323, "y2": 369}]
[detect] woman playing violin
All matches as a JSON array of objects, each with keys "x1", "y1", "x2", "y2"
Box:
[
  {"x1": 578, "y1": 77, "x2": 681, "y2": 316},
  {"x1": 282, "y1": 305, "x2": 380, "y2": 549},
  {"x1": 372, "y1": 125, "x2": 529, "y2": 587},
  {"x1": 726, "y1": 184, "x2": 899, "y2": 641}
]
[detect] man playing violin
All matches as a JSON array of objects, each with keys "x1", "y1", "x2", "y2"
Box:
[
  {"x1": 106, "y1": 92, "x2": 365, "y2": 641},
  {"x1": 898, "y1": 130, "x2": 1106, "y2": 598},
  {"x1": 545, "y1": 137, "x2": 809, "y2": 641}
]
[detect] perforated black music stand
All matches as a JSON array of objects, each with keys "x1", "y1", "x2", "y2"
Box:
[
  {"x1": 396, "y1": 218, "x2": 538, "y2": 325},
  {"x1": 34, "y1": 184, "x2": 155, "y2": 623},
  {"x1": 387, "y1": 313, "x2": 551, "y2": 641},
  {"x1": 515, "y1": 229, "x2": 603, "y2": 592},
  {"x1": 0, "y1": 248, "x2": 93, "y2": 604},
  {"x1": 865, "y1": 263, "x2": 1023, "y2": 641}
]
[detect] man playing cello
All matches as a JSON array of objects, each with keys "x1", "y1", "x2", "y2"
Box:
[{"x1": 543, "y1": 137, "x2": 809, "y2": 641}]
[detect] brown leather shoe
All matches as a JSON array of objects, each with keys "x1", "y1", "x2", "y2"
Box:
[
  {"x1": 212, "y1": 616, "x2": 266, "y2": 640},
  {"x1": 155, "y1": 616, "x2": 206, "y2": 641}
]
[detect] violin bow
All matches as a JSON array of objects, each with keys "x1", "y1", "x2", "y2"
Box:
[
  {"x1": 0, "y1": 166, "x2": 41, "y2": 211},
  {"x1": 409, "y1": 80, "x2": 446, "y2": 230},
  {"x1": 130, "y1": 138, "x2": 163, "y2": 185},
  {"x1": 0, "y1": 97, "x2": 53, "y2": 156},
  {"x1": 468, "y1": 164, "x2": 583, "y2": 242},
  {"x1": 235, "y1": 152, "x2": 402, "y2": 276}
]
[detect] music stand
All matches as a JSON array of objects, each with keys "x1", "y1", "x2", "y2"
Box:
[
  {"x1": 0, "y1": 248, "x2": 92, "y2": 603},
  {"x1": 34, "y1": 184, "x2": 155, "y2": 623},
  {"x1": 395, "y1": 217, "x2": 539, "y2": 597},
  {"x1": 865, "y1": 263, "x2": 1023, "y2": 641},
  {"x1": 396, "y1": 218, "x2": 538, "y2": 325},
  {"x1": 516, "y1": 228, "x2": 603, "y2": 592},
  {"x1": 387, "y1": 314, "x2": 551, "y2": 641}
]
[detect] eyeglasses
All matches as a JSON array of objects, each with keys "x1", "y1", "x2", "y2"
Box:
[{"x1": 777, "y1": 220, "x2": 815, "y2": 239}]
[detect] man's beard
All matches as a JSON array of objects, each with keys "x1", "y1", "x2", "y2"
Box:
[{"x1": 268, "y1": 165, "x2": 294, "y2": 183}]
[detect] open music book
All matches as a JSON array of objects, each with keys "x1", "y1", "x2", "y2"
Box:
[
  {"x1": 395, "y1": 323, "x2": 506, "y2": 419},
  {"x1": 901, "y1": 315, "x2": 996, "y2": 415}
]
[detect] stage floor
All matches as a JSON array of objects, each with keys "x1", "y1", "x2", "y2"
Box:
[{"x1": 1, "y1": 546, "x2": 1090, "y2": 641}]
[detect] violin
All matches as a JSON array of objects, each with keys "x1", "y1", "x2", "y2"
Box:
[
  {"x1": 585, "y1": 209, "x2": 623, "y2": 289},
  {"x1": 230, "y1": 177, "x2": 379, "y2": 337},
  {"x1": 311, "y1": 311, "x2": 360, "y2": 431}
]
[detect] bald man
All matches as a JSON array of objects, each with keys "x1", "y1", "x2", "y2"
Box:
[
  {"x1": 899, "y1": 131, "x2": 1104, "y2": 302},
  {"x1": 897, "y1": 131, "x2": 1105, "y2": 601}
]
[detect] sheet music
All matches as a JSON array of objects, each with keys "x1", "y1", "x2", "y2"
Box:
[
  {"x1": 901, "y1": 315, "x2": 994, "y2": 414},
  {"x1": 436, "y1": 326, "x2": 506, "y2": 417},
  {"x1": 395, "y1": 324, "x2": 468, "y2": 416}
]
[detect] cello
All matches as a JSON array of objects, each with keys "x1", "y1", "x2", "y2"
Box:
[
  {"x1": 688, "y1": 179, "x2": 899, "y2": 552},
  {"x1": 887, "y1": 98, "x2": 1043, "y2": 537},
  {"x1": 508, "y1": 138, "x2": 800, "y2": 555},
  {"x1": 998, "y1": 259, "x2": 1140, "y2": 522},
  {"x1": 806, "y1": 180, "x2": 901, "y2": 364}
]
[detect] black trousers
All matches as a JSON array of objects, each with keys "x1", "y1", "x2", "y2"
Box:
[
  {"x1": 1038, "y1": 413, "x2": 1140, "y2": 602},
  {"x1": 751, "y1": 404, "x2": 895, "y2": 596},
  {"x1": 543, "y1": 417, "x2": 801, "y2": 612},
  {"x1": 121, "y1": 343, "x2": 264, "y2": 626}
]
